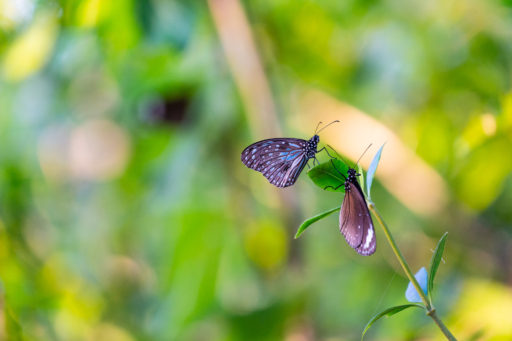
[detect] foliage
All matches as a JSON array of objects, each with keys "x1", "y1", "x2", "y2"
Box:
[
  {"x1": 361, "y1": 304, "x2": 423, "y2": 340},
  {"x1": 295, "y1": 206, "x2": 339, "y2": 238},
  {"x1": 365, "y1": 144, "x2": 384, "y2": 201},
  {"x1": 307, "y1": 159, "x2": 348, "y2": 192},
  {"x1": 429, "y1": 232, "x2": 449, "y2": 303},
  {"x1": 304, "y1": 149, "x2": 455, "y2": 339}
]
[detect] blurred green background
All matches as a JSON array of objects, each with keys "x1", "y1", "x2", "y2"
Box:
[{"x1": 1, "y1": 0, "x2": 512, "y2": 340}]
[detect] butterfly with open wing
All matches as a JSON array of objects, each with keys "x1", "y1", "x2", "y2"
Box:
[
  {"x1": 326, "y1": 158, "x2": 376, "y2": 256},
  {"x1": 241, "y1": 121, "x2": 339, "y2": 188}
]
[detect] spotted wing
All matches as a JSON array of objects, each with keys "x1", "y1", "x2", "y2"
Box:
[
  {"x1": 339, "y1": 181, "x2": 376, "y2": 256},
  {"x1": 241, "y1": 138, "x2": 309, "y2": 188}
]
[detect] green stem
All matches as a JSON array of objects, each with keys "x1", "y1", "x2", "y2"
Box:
[
  {"x1": 368, "y1": 203, "x2": 457, "y2": 341},
  {"x1": 368, "y1": 204, "x2": 430, "y2": 308},
  {"x1": 429, "y1": 309, "x2": 457, "y2": 340}
]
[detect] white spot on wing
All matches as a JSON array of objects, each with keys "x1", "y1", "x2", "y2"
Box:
[{"x1": 363, "y1": 228, "x2": 374, "y2": 249}]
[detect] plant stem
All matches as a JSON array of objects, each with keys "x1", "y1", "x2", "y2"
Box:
[
  {"x1": 368, "y1": 203, "x2": 457, "y2": 341},
  {"x1": 368, "y1": 204, "x2": 431, "y2": 308},
  {"x1": 429, "y1": 309, "x2": 457, "y2": 340}
]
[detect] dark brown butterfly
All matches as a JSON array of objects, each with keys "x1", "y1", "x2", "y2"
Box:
[{"x1": 327, "y1": 160, "x2": 376, "y2": 256}]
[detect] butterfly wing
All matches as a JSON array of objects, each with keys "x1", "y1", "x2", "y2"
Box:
[
  {"x1": 241, "y1": 138, "x2": 309, "y2": 188},
  {"x1": 339, "y1": 181, "x2": 376, "y2": 256},
  {"x1": 266, "y1": 153, "x2": 309, "y2": 187}
]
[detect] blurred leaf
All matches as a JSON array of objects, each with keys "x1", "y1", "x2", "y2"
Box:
[
  {"x1": 405, "y1": 267, "x2": 428, "y2": 303},
  {"x1": 245, "y1": 221, "x2": 288, "y2": 270},
  {"x1": 3, "y1": 12, "x2": 58, "y2": 81},
  {"x1": 467, "y1": 329, "x2": 486, "y2": 341},
  {"x1": 361, "y1": 304, "x2": 423, "y2": 340},
  {"x1": 503, "y1": 92, "x2": 512, "y2": 129},
  {"x1": 428, "y1": 232, "x2": 448, "y2": 302},
  {"x1": 76, "y1": 0, "x2": 105, "y2": 27},
  {"x1": 294, "y1": 206, "x2": 340, "y2": 238},
  {"x1": 416, "y1": 111, "x2": 454, "y2": 167},
  {"x1": 450, "y1": 279, "x2": 512, "y2": 338},
  {"x1": 366, "y1": 144, "x2": 384, "y2": 201},
  {"x1": 307, "y1": 159, "x2": 348, "y2": 192},
  {"x1": 454, "y1": 137, "x2": 512, "y2": 210},
  {"x1": 5, "y1": 304, "x2": 23, "y2": 341}
]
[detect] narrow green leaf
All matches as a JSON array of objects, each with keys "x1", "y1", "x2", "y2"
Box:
[
  {"x1": 358, "y1": 163, "x2": 366, "y2": 196},
  {"x1": 361, "y1": 304, "x2": 423, "y2": 340},
  {"x1": 307, "y1": 159, "x2": 348, "y2": 192},
  {"x1": 294, "y1": 206, "x2": 340, "y2": 238},
  {"x1": 428, "y1": 232, "x2": 448, "y2": 302},
  {"x1": 366, "y1": 143, "x2": 385, "y2": 201}
]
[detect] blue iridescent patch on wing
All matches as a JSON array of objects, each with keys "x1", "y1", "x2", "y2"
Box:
[{"x1": 285, "y1": 150, "x2": 302, "y2": 161}]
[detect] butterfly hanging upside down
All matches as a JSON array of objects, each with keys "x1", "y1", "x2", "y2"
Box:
[
  {"x1": 241, "y1": 121, "x2": 339, "y2": 188},
  {"x1": 326, "y1": 158, "x2": 376, "y2": 256}
]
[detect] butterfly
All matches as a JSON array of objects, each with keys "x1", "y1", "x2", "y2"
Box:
[
  {"x1": 326, "y1": 158, "x2": 376, "y2": 256},
  {"x1": 241, "y1": 121, "x2": 339, "y2": 188}
]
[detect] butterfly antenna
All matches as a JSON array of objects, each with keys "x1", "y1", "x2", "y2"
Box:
[
  {"x1": 314, "y1": 121, "x2": 323, "y2": 134},
  {"x1": 316, "y1": 120, "x2": 340, "y2": 134},
  {"x1": 356, "y1": 143, "x2": 373, "y2": 166}
]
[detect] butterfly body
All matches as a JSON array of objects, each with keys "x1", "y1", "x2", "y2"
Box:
[
  {"x1": 241, "y1": 135, "x2": 319, "y2": 188},
  {"x1": 339, "y1": 167, "x2": 376, "y2": 256},
  {"x1": 305, "y1": 135, "x2": 320, "y2": 158}
]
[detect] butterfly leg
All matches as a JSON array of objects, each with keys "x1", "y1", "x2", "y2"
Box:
[
  {"x1": 330, "y1": 159, "x2": 347, "y2": 180},
  {"x1": 324, "y1": 184, "x2": 344, "y2": 191},
  {"x1": 325, "y1": 145, "x2": 352, "y2": 167},
  {"x1": 318, "y1": 147, "x2": 336, "y2": 159}
]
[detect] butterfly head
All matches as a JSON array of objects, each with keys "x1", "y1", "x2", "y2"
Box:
[
  {"x1": 306, "y1": 135, "x2": 320, "y2": 157},
  {"x1": 344, "y1": 168, "x2": 359, "y2": 191},
  {"x1": 347, "y1": 168, "x2": 360, "y2": 181}
]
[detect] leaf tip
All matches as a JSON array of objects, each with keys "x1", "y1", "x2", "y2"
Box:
[{"x1": 361, "y1": 304, "x2": 422, "y2": 340}]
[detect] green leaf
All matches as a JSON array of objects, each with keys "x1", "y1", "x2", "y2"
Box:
[
  {"x1": 294, "y1": 206, "x2": 340, "y2": 238},
  {"x1": 307, "y1": 159, "x2": 348, "y2": 192},
  {"x1": 428, "y1": 232, "x2": 448, "y2": 302},
  {"x1": 361, "y1": 304, "x2": 424, "y2": 340},
  {"x1": 358, "y1": 163, "x2": 365, "y2": 196},
  {"x1": 366, "y1": 143, "x2": 385, "y2": 201}
]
